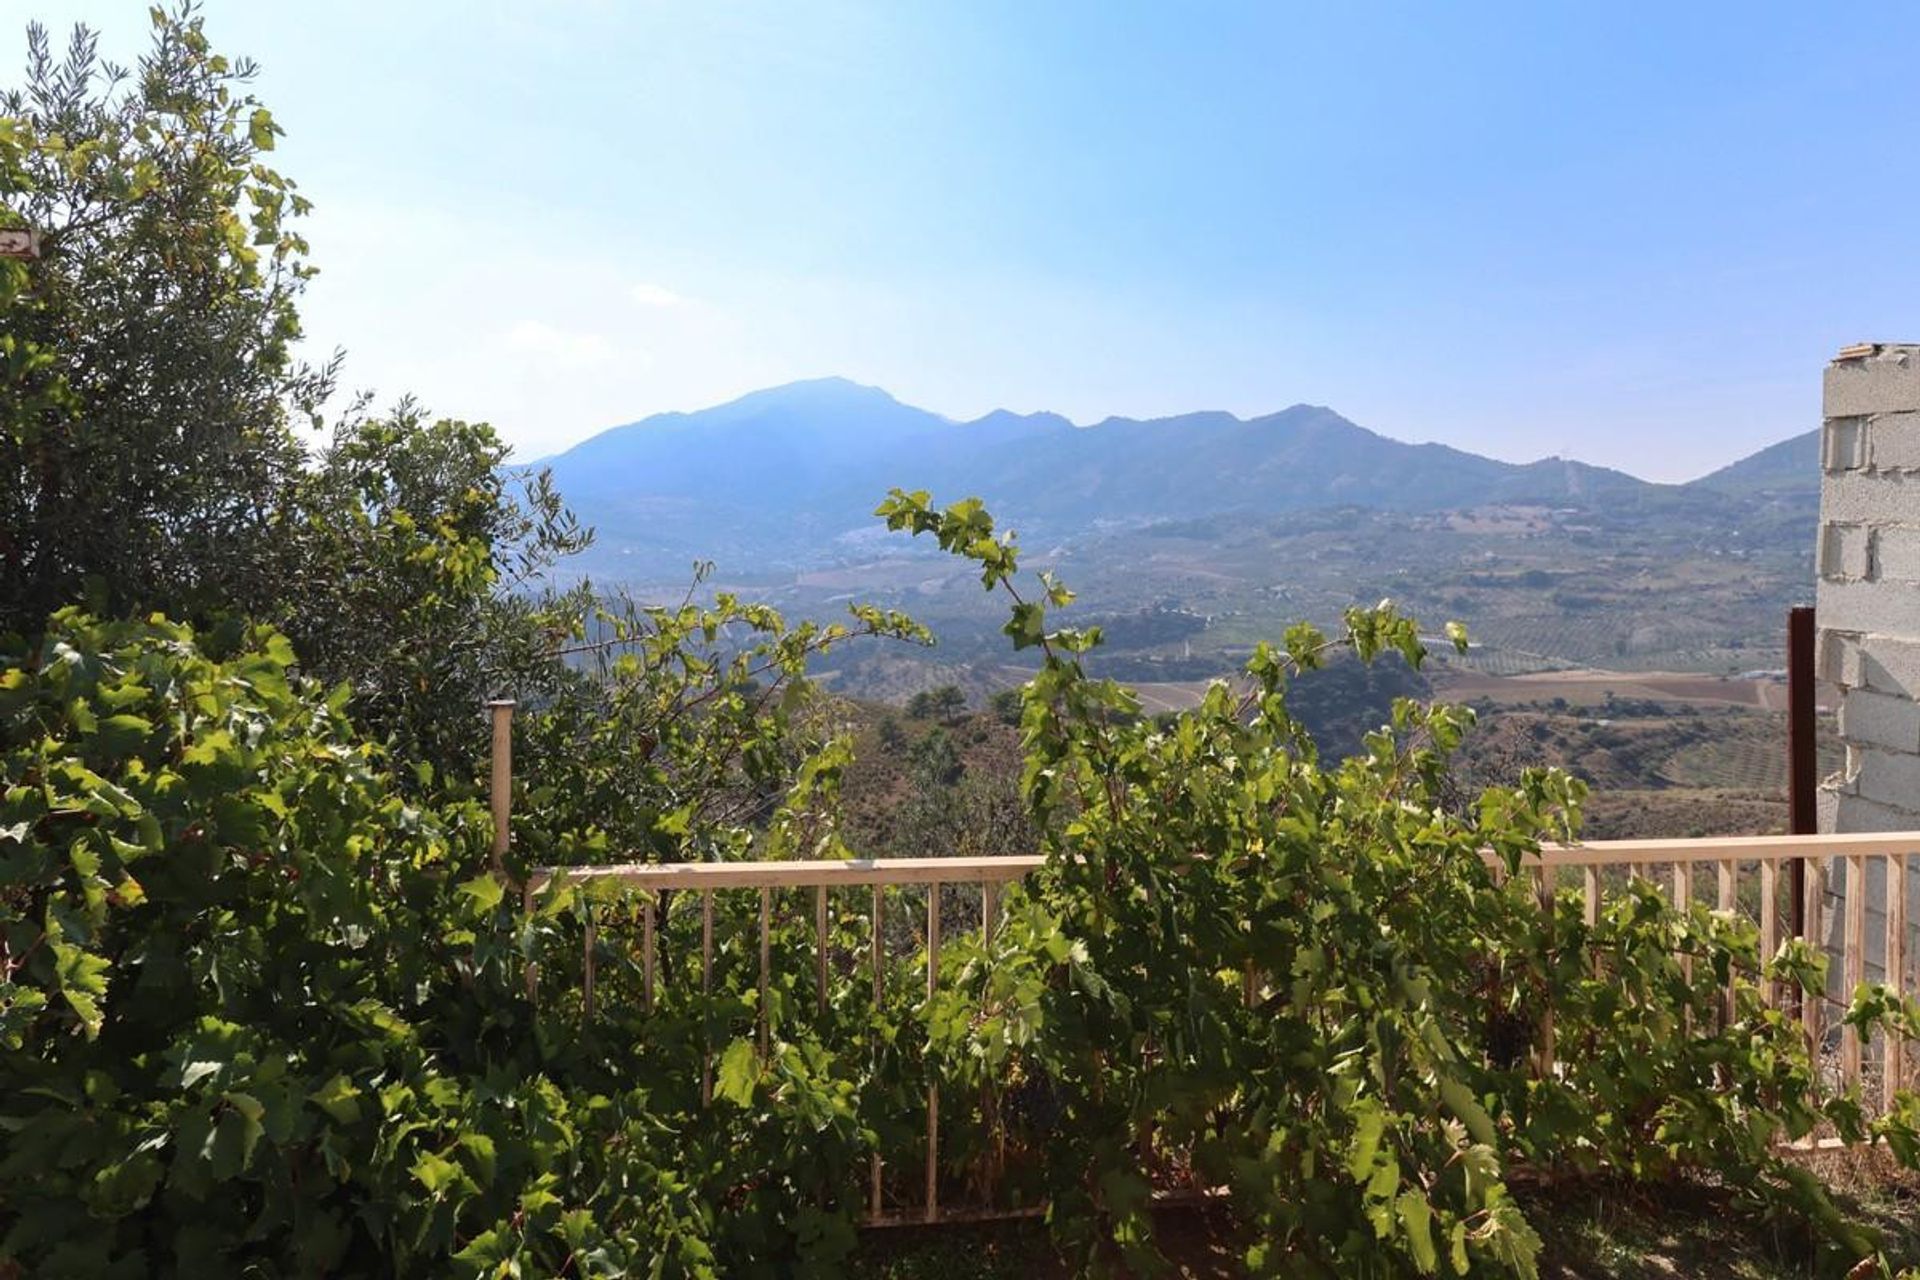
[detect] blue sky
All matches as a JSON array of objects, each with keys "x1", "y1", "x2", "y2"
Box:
[{"x1": 21, "y1": 2, "x2": 1920, "y2": 478}]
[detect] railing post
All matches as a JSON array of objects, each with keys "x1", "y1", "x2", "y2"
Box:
[
  {"x1": 759, "y1": 887, "x2": 773, "y2": 1057},
  {"x1": 701, "y1": 891, "x2": 715, "y2": 1106},
  {"x1": 488, "y1": 699, "x2": 516, "y2": 879},
  {"x1": 1672, "y1": 861, "x2": 1695, "y2": 985},
  {"x1": 816, "y1": 886, "x2": 830, "y2": 1015},
  {"x1": 871, "y1": 884, "x2": 885, "y2": 1219},
  {"x1": 1533, "y1": 864, "x2": 1555, "y2": 1077},
  {"x1": 1760, "y1": 860, "x2": 1779, "y2": 1008},
  {"x1": 642, "y1": 894, "x2": 656, "y2": 1014},
  {"x1": 1717, "y1": 860, "x2": 1737, "y2": 1025},
  {"x1": 523, "y1": 879, "x2": 539, "y2": 1003},
  {"x1": 1886, "y1": 852, "x2": 1908, "y2": 1110},
  {"x1": 1804, "y1": 859, "x2": 1826, "y2": 1062},
  {"x1": 926, "y1": 880, "x2": 942, "y2": 1223},
  {"x1": 583, "y1": 903, "x2": 597, "y2": 1022},
  {"x1": 1844, "y1": 855, "x2": 1866, "y2": 1086}
]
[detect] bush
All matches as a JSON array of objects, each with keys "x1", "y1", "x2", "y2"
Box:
[
  {"x1": 880, "y1": 490, "x2": 1920, "y2": 1277},
  {"x1": 0, "y1": 612, "x2": 882, "y2": 1277}
]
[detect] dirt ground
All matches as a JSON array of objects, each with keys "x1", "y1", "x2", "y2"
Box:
[{"x1": 1431, "y1": 666, "x2": 1782, "y2": 709}]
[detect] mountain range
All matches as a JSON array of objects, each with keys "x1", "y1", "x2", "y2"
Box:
[{"x1": 540, "y1": 378, "x2": 1819, "y2": 580}]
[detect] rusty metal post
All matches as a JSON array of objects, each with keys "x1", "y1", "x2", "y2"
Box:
[{"x1": 1787, "y1": 607, "x2": 1816, "y2": 939}]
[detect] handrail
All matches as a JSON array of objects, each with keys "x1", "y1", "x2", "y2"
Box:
[
  {"x1": 1523, "y1": 832, "x2": 1920, "y2": 865},
  {"x1": 527, "y1": 855, "x2": 1044, "y2": 894},
  {"x1": 527, "y1": 832, "x2": 1920, "y2": 894}
]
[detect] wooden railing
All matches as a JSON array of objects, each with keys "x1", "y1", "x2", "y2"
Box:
[
  {"x1": 525, "y1": 855, "x2": 1041, "y2": 1223},
  {"x1": 522, "y1": 831, "x2": 1920, "y2": 1223},
  {"x1": 1503, "y1": 832, "x2": 1917, "y2": 1106}
]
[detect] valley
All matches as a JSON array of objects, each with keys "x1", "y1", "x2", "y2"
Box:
[{"x1": 543, "y1": 378, "x2": 1829, "y2": 842}]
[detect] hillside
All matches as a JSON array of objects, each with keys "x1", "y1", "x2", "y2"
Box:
[
  {"x1": 539, "y1": 380, "x2": 1822, "y2": 708},
  {"x1": 1689, "y1": 427, "x2": 1820, "y2": 496}
]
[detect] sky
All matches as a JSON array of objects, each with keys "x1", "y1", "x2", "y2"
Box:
[{"x1": 18, "y1": 2, "x2": 1920, "y2": 480}]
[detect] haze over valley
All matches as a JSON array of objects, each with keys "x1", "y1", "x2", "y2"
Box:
[{"x1": 545, "y1": 376, "x2": 1819, "y2": 687}]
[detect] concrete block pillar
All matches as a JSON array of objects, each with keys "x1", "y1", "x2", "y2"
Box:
[{"x1": 1817, "y1": 343, "x2": 1920, "y2": 986}]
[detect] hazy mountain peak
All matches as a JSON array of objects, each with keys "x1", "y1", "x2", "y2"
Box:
[
  {"x1": 717, "y1": 376, "x2": 903, "y2": 412},
  {"x1": 539, "y1": 379, "x2": 1821, "y2": 578}
]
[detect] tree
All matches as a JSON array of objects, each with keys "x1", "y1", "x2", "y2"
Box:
[
  {"x1": 0, "y1": 7, "x2": 324, "y2": 631},
  {"x1": 0, "y1": 10, "x2": 592, "y2": 778},
  {"x1": 906, "y1": 683, "x2": 966, "y2": 721},
  {"x1": 286, "y1": 401, "x2": 589, "y2": 772},
  {"x1": 907, "y1": 726, "x2": 964, "y2": 788}
]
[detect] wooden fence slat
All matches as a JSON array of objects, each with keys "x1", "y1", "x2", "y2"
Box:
[
  {"x1": 759, "y1": 887, "x2": 773, "y2": 1057},
  {"x1": 1673, "y1": 862, "x2": 1695, "y2": 991},
  {"x1": 583, "y1": 905, "x2": 597, "y2": 1022},
  {"x1": 871, "y1": 884, "x2": 884, "y2": 1218},
  {"x1": 817, "y1": 886, "x2": 830, "y2": 1015},
  {"x1": 642, "y1": 895, "x2": 656, "y2": 1014},
  {"x1": 1718, "y1": 860, "x2": 1737, "y2": 1024},
  {"x1": 1887, "y1": 853, "x2": 1908, "y2": 1110},
  {"x1": 1584, "y1": 866, "x2": 1600, "y2": 929},
  {"x1": 701, "y1": 890, "x2": 714, "y2": 1107},
  {"x1": 1804, "y1": 859, "x2": 1825, "y2": 1062},
  {"x1": 1534, "y1": 865, "x2": 1554, "y2": 1077},
  {"x1": 523, "y1": 880, "x2": 539, "y2": 1003},
  {"x1": 927, "y1": 881, "x2": 942, "y2": 1223},
  {"x1": 1759, "y1": 860, "x2": 1778, "y2": 1007},
  {"x1": 1844, "y1": 855, "x2": 1866, "y2": 1086}
]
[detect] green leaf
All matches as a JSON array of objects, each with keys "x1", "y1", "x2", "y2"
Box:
[
  {"x1": 248, "y1": 108, "x2": 276, "y2": 150},
  {"x1": 52, "y1": 942, "x2": 110, "y2": 1038},
  {"x1": 456, "y1": 874, "x2": 505, "y2": 912},
  {"x1": 411, "y1": 1151, "x2": 463, "y2": 1196},
  {"x1": 1397, "y1": 1189, "x2": 1437, "y2": 1274},
  {"x1": 715, "y1": 1038, "x2": 759, "y2": 1106},
  {"x1": 1347, "y1": 1102, "x2": 1386, "y2": 1182},
  {"x1": 308, "y1": 1073, "x2": 362, "y2": 1125},
  {"x1": 1004, "y1": 601, "x2": 1047, "y2": 650},
  {"x1": 1439, "y1": 1078, "x2": 1498, "y2": 1147}
]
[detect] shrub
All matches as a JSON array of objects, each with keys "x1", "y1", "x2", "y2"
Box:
[
  {"x1": 0, "y1": 611, "x2": 877, "y2": 1277},
  {"x1": 880, "y1": 490, "x2": 1920, "y2": 1277}
]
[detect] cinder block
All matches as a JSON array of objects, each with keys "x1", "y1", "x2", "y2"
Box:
[
  {"x1": 1820, "y1": 470, "x2": 1920, "y2": 526},
  {"x1": 1876, "y1": 526, "x2": 1920, "y2": 582},
  {"x1": 1827, "y1": 417, "x2": 1868, "y2": 472},
  {"x1": 1869, "y1": 412, "x2": 1920, "y2": 471},
  {"x1": 1821, "y1": 629, "x2": 1864, "y2": 686},
  {"x1": 1818, "y1": 784, "x2": 1840, "y2": 833},
  {"x1": 1817, "y1": 577, "x2": 1920, "y2": 638},
  {"x1": 1851, "y1": 746, "x2": 1920, "y2": 809},
  {"x1": 1818, "y1": 628, "x2": 1865, "y2": 688},
  {"x1": 1858, "y1": 632, "x2": 1920, "y2": 698},
  {"x1": 1833, "y1": 789, "x2": 1920, "y2": 833},
  {"x1": 1841, "y1": 687, "x2": 1920, "y2": 751},
  {"x1": 1821, "y1": 522, "x2": 1872, "y2": 580},
  {"x1": 1826, "y1": 346, "x2": 1920, "y2": 417}
]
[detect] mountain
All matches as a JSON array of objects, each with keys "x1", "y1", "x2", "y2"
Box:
[
  {"x1": 1688, "y1": 428, "x2": 1820, "y2": 497},
  {"x1": 547, "y1": 378, "x2": 1794, "y2": 579}
]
